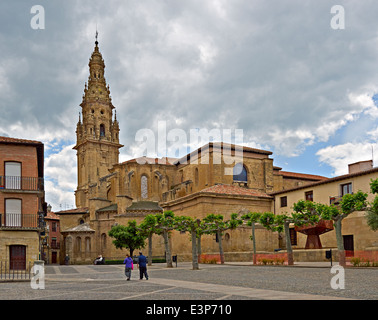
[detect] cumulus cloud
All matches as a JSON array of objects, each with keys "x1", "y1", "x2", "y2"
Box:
[
  {"x1": 316, "y1": 142, "x2": 378, "y2": 176},
  {"x1": 2, "y1": 0, "x2": 378, "y2": 206},
  {"x1": 44, "y1": 144, "x2": 76, "y2": 210}
]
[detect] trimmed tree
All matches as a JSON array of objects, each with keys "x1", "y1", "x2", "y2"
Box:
[
  {"x1": 139, "y1": 214, "x2": 159, "y2": 266},
  {"x1": 155, "y1": 210, "x2": 176, "y2": 268},
  {"x1": 202, "y1": 213, "x2": 242, "y2": 264},
  {"x1": 293, "y1": 190, "x2": 368, "y2": 266},
  {"x1": 108, "y1": 220, "x2": 147, "y2": 257},
  {"x1": 366, "y1": 178, "x2": 378, "y2": 231},
  {"x1": 241, "y1": 212, "x2": 261, "y2": 265},
  {"x1": 259, "y1": 209, "x2": 320, "y2": 265},
  {"x1": 175, "y1": 216, "x2": 205, "y2": 270}
]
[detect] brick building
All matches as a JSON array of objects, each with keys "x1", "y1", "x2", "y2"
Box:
[
  {"x1": 0, "y1": 136, "x2": 46, "y2": 269},
  {"x1": 43, "y1": 205, "x2": 61, "y2": 264}
]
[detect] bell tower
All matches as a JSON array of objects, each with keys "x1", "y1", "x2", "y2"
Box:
[{"x1": 74, "y1": 36, "x2": 123, "y2": 208}]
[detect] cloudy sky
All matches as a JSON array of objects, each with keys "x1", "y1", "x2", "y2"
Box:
[{"x1": 1, "y1": 0, "x2": 378, "y2": 211}]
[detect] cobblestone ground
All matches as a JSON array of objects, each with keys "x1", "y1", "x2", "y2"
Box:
[{"x1": 0, "y1": 263, "x2": 376, "y2": 301}]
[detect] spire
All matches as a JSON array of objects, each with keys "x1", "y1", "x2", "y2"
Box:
[{"x1": 81, "y1": 33, "x2": 113, "y2": 106}]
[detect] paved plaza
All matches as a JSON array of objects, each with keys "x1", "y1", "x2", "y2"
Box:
[{"x1": 0, "y1": 262, "x2": 376, "y2": 301}]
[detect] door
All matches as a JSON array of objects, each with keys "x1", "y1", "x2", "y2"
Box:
[
  {"x1": 5, "y1": 162, "x2": 21, "y2": 189},
  {"x1": 343, "y1": 235, "x2": 354, "y2": 257},
  {"x1": 51, "y1": 251, "x2": 57, "y2": 264},
  {"x1": 10, "y1": 245, "x2": 26, "y2": 270},
  {"x1": 5, "y1": 199, "x2": 22, "y2": 227}
]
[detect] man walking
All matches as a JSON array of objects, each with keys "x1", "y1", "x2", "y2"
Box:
[{"x1": 137, "y1": 252, "x2": 149, "y2": 280}]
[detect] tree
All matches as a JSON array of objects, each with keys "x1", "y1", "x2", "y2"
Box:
[
  {"x1": 293, "y1": 190, "x2": 368, "y2": 266},
  {"x1": 241, "y1": 212, "x2": 261, "y2": 265},
  {"x1": 202, "y1": 213, "x2": 242, "y2": 264},
  {"x1": 139, "y1": 214, "x2": 160, "y2": 266},
  {"x1": 108, "y1": 220, "x2": 147, "y2": 257},
  {"x1": 259, "y1": 212, "x2": 294, "y2": 265},
  {"x1": 366, "y1": 178, "x2": 378, "y2": 231},
  {"x1": 175, "y1": 216, "x2": 205, "y2": 270},
  {"x1": 155, "y1": 210, "x2": 177, "y2": 268},
  {"x1": 259, "y1": 208, "x2": 320, "y2": 265}
]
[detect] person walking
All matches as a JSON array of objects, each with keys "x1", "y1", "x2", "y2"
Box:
[
  {"x1": 123, "y1": 254, "x2": 134, "y2": 280},
  {"x1": 137, "y1": 252, "x2": 149, "y2": 280}
]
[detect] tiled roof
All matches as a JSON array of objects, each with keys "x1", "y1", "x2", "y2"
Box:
[
  {"x1": 199, "y1": 184, "x2": 272, "y2": 198},
  {"x1": 61, "y1": 223, "x2": 95, "y2": 233},
  {"x1": 278, "y1": 171, "x2": 329, "y2": 181},
  {"x1": 55, "y1": 207, "x2": 89, "y2": 215},
  {"x1": 126, "y1": 201, "x2": 163, "y2": 212},
  {"x1": 45, "y1": 212, "x2": 60, "y2": 220},
  {"x1": 0, "y1": 136, "x2": 43, "y2": 145},
  {"x1": 96, "y1": 204, "x2": 118, "y2": 212},
  {"x1": 271, "y1": 167, "x2": 378, "y2": 195},
  {"x1": 121, "y1": 157, "x2": 177, "y2": 165}
]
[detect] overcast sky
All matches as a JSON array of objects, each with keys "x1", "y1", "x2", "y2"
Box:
[{"x1": 1, "y1": 1, "x2": 378, "y2": 211}]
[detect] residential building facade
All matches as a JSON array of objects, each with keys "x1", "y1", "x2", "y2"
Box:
[{"x1": 0, "y1": 136, "x2": 46, "y2": 270}]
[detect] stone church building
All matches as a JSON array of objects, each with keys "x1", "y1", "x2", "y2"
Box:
[{"x1": 57, "y1": 39, "x2": 363, "y2": 264}]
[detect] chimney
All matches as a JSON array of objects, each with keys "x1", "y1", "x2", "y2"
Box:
[{"x1": 348, "y1": 160, "x2": 373, "y2": 174}]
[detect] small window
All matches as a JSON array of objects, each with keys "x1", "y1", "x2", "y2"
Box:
[
  {"x1": 141, "y1": 175, "x2": 148, "y2": 199},
  {"x1": 100, "y1": 124, "x2": 105, "y2": 137},
  {"x1": 305, "y1": 191, "x2": 313, "y2": 202},
  {"x1": 341, "y1": 183, "x2": 352, "y2": 196},
  {"x1": 280, "y1": 196, "x2": 287, "y2": 207}
]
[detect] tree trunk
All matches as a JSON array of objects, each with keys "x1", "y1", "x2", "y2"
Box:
[
  {"x1": 334, "y1": 217, "x2": 346, "y2": 267},
  {"x1": 217, "y1": 230, "x2": 225, "y2": 264},
  {"x1": 197, "y1": 235, "x2": 202, "y2": 262},
  {"x1": 148, "y1": 233, "x2": 152, "y2": 266},
  {"x1": 284, "y1": 222, "x2": 294, "y2": 265},
  {"x1": 163, "y1": 231, "x2": 173, "y2": 268},
  {"x1": 252, "y1": 222, "x2": 257, "y2": 265},
  {"x1": 191, "y1": 230, "x2": 199, "y2": 270}
]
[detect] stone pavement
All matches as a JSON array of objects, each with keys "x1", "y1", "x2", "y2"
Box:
[{"x1": 0, "y1": 262, "x2": 376, "y2": 301}]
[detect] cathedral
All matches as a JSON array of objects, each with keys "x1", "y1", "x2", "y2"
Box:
[{"x1": 57, "y1": 38, "x2": 332, "y2": 264}]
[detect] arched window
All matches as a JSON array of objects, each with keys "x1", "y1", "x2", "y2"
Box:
[
  {"x1": 75, "y1": 237, "x2": 82, "y2": 255},
  {"x1": 233, "y1": 163, "x2": 247, "y2": 182},
  {"x1": 85, "y1": 237, "x2": 91, "y2": 255},
  {"x1": 101, "y1": 233, "x2": 107, "y2": 250},
  {"x1": 141, "y1": 175, "x2": 148, "y2": 199},
  {"x1": 100, "y1": 124, "x2": 105, "y2": 137}
]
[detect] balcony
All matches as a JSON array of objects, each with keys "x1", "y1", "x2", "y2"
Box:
[
  {"x1": 0, "y1": 176, "x2": 44, "y2": 192},
  {"x1": 0, "y1": 213, "x2": 41, "y2": 230}
]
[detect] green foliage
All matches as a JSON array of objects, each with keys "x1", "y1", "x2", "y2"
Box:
[
  {"x1": 139, "y1": 214, "x2": 159, "y2": 236},
  {"x1": 366, "y1": 197, "x2": 378, "y2": 231},
  {"x1": 366, "y1": 178, "x2": 378, "y2": 231},
  {"x1": 259, "y1": 212, "x2": 277, "y2": 231},
  {"x1": 370, "y1": 178, "x2": 378, "y2": 194},
  {"x1": 202, "y1": 213, "x2": 242, "y2": 234},
  {"x1": 108, "y1": 220, "x2": 146, "y2": 255},
  {"x1": 155, "y1": 210, "x2": 177, "y2": 233},
  {"x1": 241, "y1": 212, "x2": 261, "y2": 226},
  {"x1": 340, "y1": 191, "x2": 368, "y2": 215}
]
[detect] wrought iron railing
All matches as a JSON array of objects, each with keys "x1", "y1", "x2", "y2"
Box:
[
  {"x1": 0, "y1": 261, "x2": 32, "y2": 281},
  {"x1": 0, "y1": 213, "x2": 40, "y2": 229},
  {"x1": 0, "y1": 176, "x2": 44, "y2": 191}
]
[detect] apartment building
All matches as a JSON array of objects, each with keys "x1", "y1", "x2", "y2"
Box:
[{"x1": 0, "y1": 136, "x2": 46, "y2": 270}]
